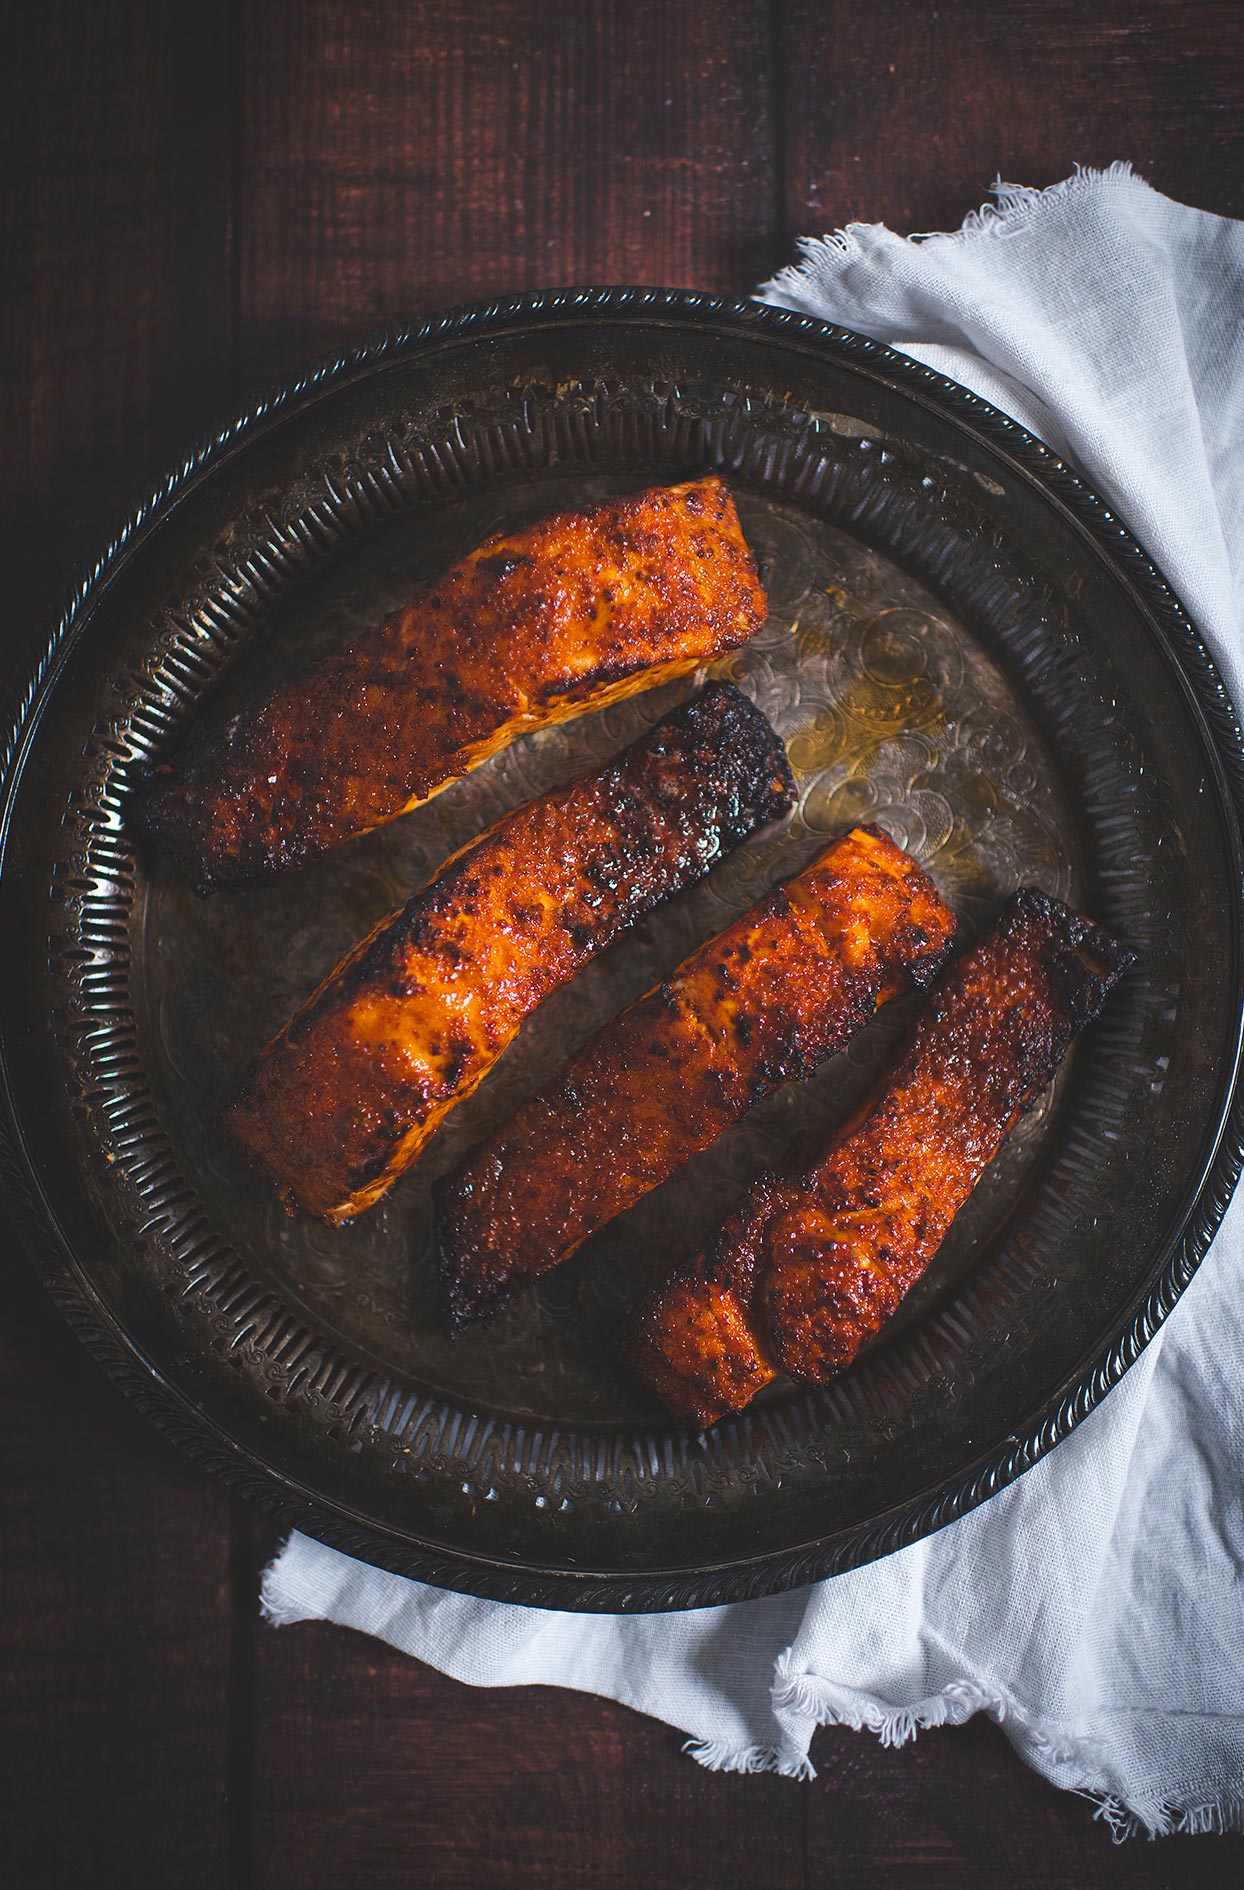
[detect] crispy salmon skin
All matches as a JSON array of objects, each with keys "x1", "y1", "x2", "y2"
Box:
[
  {"x1": 625, "y1": 889, "x2": 1132, "y2": 1426},
  {"x1": 222, "y1": 683, "x2": 794, "y2": 1223},
  {"x1": 437, "y1": 827, "x2": 956, "y2": 1333},
  {"x1": 135, "y1": 476, "x2": 768, "y2": 890}
]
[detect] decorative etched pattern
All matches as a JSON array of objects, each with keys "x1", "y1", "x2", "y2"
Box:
[{"x1": 0, "y1": 291, "x2": 1240, "y2": 1608}]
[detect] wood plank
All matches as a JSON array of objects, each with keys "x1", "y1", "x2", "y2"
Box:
[
  {"x1": 0, "y1": 3, "x2": 236, "y2": 1884},
  {"x1": 808, "y1": 1717, "x2": 1244, "y2": 1886},
  {"x1": 237, "y1": 0, "x2": 781, "y2": 386},
  {"x1": 248, "y1": 1531, "x2": 806, "y2": 1890},
  {"x1": 0, "y1": 1260, "x2": 236, "y2": 1888},
  {"x1": 0, "y1": 0, "x2": 237, "y2": 646},
  {"x1": 779, "y1": 0, "x2": 1244, "y2": 241}
]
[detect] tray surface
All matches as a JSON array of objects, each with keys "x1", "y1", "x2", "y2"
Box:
[{"x1": 3, "y1": 291, "x2": 1242, "y2": 1608}]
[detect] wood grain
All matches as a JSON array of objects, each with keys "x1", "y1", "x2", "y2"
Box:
[
  {"x1": 808, "y1": 1716, "x2": 1244, "y2": 1888},
  {"x1": 248, "y1": 1577, "x2": 806, "y2": 1890},
  {"x1": 0, "y1": 4, "x2": 236, "y2": 1885},
  {"x1": 779, "y1": 0, "x2": 1244, "y2": 242},
  {"x1": 237, "y1": 0, "x2": 781, "y2": 384},
  {"x1": 0, "y1": 1263, "x2": 235, "y2": 1889},
  {"x1": 0, "y1": 0, "x2": 236, "y2": 646}
]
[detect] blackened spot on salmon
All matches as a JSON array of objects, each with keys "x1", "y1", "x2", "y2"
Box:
[
  {"x1": 544, "y1": 655, "x2": 642, "y2": 698},
  {"x1": 480, "y1": 552, "x2": 533, "y2": 582},
  {"x1": 400, "y1": 908, "x2": 443, "y2": 952},
  {"x1": 441, "y1": 1038, "x2": 473, "y2": 1091}
]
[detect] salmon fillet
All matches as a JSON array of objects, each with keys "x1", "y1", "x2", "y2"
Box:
[
  {"x1": 437, "y1": 827, "x2": 956, "y2": 1333},
  {"x1": 136, "y1": 476, "x2": 768, "y2": 890},
  {"x1": 625, "y1": 889, "x2": 1132, "y2": 1426},
  {"x1": 222, "y1": 683, "x2": 794, "y2": 1222}
]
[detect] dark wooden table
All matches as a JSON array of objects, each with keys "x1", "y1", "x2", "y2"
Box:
[{"x1": 4, "y1": 5, "x2": 1244, "y2": 1885}]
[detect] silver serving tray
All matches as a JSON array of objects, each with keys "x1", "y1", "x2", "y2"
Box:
[{"x1": 2, "y1": 291, "x2": 1241, "y2": 1608}]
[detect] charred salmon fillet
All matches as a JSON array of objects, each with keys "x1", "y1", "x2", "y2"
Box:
[
  {"x1": 437, "y1": 827, "x2": 956, "y2": 1333},
  {"x1": 136, "y1": 476, "x2": 768, "y2": 890},
  {"x1": 222, "y1": 683, "x2": 794, "y2": 1223},
  {"x1": 625, "y1": 889, "x2": 1131, "y2": 1426}
]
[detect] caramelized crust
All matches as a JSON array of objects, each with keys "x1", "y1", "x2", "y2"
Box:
[
  {"x1": 136, "y1": 476, "x2": 768, "y2": 890},
  {"x1": 222, "y1": 684, "x2": 794, "y2": 1223},
  {"x1": 626, "y1": 889, "x2": 1132, "y2": 1426},
  {"x1": 437, "y1": 827, "x2": 956, "y2": 1333}
]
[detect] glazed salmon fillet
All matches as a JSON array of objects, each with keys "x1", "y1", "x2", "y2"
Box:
[
  {"x1": 222, "y1": 683, "x2": 794, "y2": 1222},
  {"x1": 437, "y1": 827, "x2": 955, "y2": 1333},
  {"x1": 137, "y1": 476, "x2": 768, "y2": 890},
  {"x1": 625, "y1": 889, "x2": 1131, "y2": 1426}
]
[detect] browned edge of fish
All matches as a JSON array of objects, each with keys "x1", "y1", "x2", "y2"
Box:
[
  {"x1": 623, "y1": 888, "x2": 1133, "y2": 1428},
  {"x1": 133, "y1": 475, "x2": 768, "y2": 892},
  {"x1": 220, "y1": 681, "x2": 795, "y2": 1224},
  {"x1": 435, "y1": 826, "x2": 957, "y2": 1336}
]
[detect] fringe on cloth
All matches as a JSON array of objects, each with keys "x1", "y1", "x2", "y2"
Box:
[
  {"x1": 263, "y1": 1544, "x2": 1240, "y2": 1836},
  {"x1": 682, "y1": 1737, "x2": 815, "y2": 1782},
  {"x1": 258, "y1": 1557, "x2": 305, "y2": 1628},
  {"x1": 1081, "y1": 1789, "x2": 1244, "y2": 1842},
  {"x1": 772, "y1": 1665, "x2": 1076, "y2": 1765},
  {"x1": 758, "y1": 161, "x2": 1140, "y2": 298},
  {"x1": 685, "y1": 1651, "x2": 1239, "y2": 1841},
  {"x1": 682, "y1": 1668, "x2": 1076, "y2": 1786}
]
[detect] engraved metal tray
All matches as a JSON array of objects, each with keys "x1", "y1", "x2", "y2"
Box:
[{"x1": 3, "y1": 291, "x2": 1243, "y2": 1609}]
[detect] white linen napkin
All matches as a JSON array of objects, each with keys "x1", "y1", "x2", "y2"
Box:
[{"x1": 263, "y1": 166, "x2": 1244, "y2": 1837}]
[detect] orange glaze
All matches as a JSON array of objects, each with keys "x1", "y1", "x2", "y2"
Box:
[
  {"x1": 222, "y1": 683, "x2": 794, "y2": 1223},
  {"x1": 136, "y1": 476, "x2": 768, "y2": 889},
  {"x1": 625, "y1": 889, "x2": 1132, "y2": 1426},
  {"x1": 437, "y1": 827, "x2": 956, "y2": 1333}
]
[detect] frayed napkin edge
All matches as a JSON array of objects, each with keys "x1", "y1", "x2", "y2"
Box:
[
  {"x1": 691, "y1": 1659, "x2": 1244, "y2": 1840},
  {"x1": 264, "y1": 1539, "x2": 1242, "y2": 1836},
  {"x1": 757, "y1": 160, "x2": 1142, "y2": 301}
]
